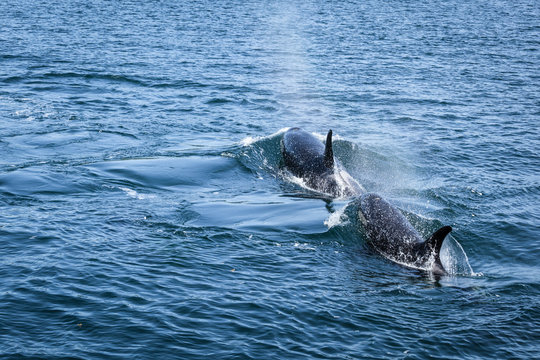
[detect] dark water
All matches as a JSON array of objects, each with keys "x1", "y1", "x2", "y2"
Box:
[{"x1": 1, "y1": 0, "x2": 539, "y2": 358}]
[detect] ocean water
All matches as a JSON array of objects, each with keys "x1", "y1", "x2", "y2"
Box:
[{"x1": 1, "y1": 0, "x2": 539, "y2": 358}]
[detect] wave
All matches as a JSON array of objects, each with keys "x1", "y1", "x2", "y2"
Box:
[{"x1": 1, "y1": 71, "x2": 211, "y2": 90}]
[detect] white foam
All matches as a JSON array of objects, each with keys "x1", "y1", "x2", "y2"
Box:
[
  {"x1": 293, "y1": 242, "x2": 316, "y2": 251},
  {"x1": 334, "y1": 166, "x2": 366, "y2": 195},
  {"x1": 324, "y1": 204, "x2": 349, "y2": 228},
  {"x1": 120, "y1": 187, "x2": 155, "y2": 200},
  {"x1": 240, "y1": 136, "x2": 258, "y2": 146},
  {"x1": 282, "y1": 171, "x2": 309, "y2": 188},
  {"x1": 312, "y1": 130, "x2": 343, "y2": 142},
  {"x1": 440, "y1": 236, "x2": 476, "y2": 276},
  {"x1": 240, "y1": 127, "x2": 289, "y2": 146}
]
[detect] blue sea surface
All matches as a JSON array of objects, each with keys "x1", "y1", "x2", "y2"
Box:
[{"x1": 1, "y1": 0, "x2": 539, "y2": 359}]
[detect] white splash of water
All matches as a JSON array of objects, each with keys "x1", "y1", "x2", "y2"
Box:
[
  {"x1": 334, "y1": 165, "x2": 366, "y2": 195},
  {"x1": 120, "y1": 187, "x2": 155, "y2": 200},
  {"x1": 240, "y1": 136, "x2": 258, "y2": 147},
  {"x1": 312, "y1": 131, "x2": 344, "y2": 142},
  {"x1": 324, "y1": 203, "x2": 350, "y2": 228},
  {"x1": 240, "y1": 127, "x2": 289, "y2": 146},
  {"x1": 293, "y1": 242, "x2": 316, "y2": 251},
  {"x1": 440, "y1": 235, "x2": 476, "y2": 276},
  {"x1": 282, "y1": 171, "x2": 310, "y2": 189}
]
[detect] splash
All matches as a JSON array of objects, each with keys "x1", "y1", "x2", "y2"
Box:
[
  {"x1": 240, "y1": 127, "x2": 289, "y2": 147},
  {"x1": 324, "y1": 204, "x2": 350, "y2": 228},
  {"x1": 120, "y1": 187, "x2": 155, "y2": 200},
  {"x1": 440, "y1": 235, "x2": 477, "y2": 276},
  {"x1": 334, "y1": 164, "x2": 366, "y2": 195},
  {"x1": 312, "y1": 130, "x2": 344, "y2": 142}
]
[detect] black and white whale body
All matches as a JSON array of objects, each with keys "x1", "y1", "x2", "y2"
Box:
[
  {"x1": 358, "y1": 193, "x2": 452, "y2": 275},
  {"x1": 281, "y1": 127, "x2": 362, "y2": 198}
]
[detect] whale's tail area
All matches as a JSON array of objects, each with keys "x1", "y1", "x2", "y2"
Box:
[
  {"x1": 419, "y1": 226, "x2": 452, "y2": 274},
  {"x1": 324, "y1": 129, "x2": 334, "y2": 169}
]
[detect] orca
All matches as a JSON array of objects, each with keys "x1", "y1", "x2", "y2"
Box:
[
  {"x1": 357, "y1": 193, "x2": 452, "y2": 275},
  {"x1": 280, "y1": 127, "x2": 362, "y2": 198}
]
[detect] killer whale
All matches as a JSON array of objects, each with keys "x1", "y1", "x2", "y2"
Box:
[
  {"x1": 280, "y1": 127, "x2": 362, "y2": 198},
  {"x1": 357, "y1": 193, "x2": 452, "y2": 275}
]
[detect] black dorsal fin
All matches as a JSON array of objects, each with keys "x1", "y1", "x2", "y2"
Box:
[
  {"x1": 425, "y1": 225, "x2": 452, "y2": 255},
  {"x1": 324, "y1": 129, "x2": 334, "y2": 169}
]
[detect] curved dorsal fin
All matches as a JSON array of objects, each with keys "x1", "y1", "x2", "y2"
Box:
[
  {"x1": 425, "y1": 225, "x2": 452, "y2": 254},
  {"x1": 324, "y1": 129, "x2": 334, "y2": 169}
]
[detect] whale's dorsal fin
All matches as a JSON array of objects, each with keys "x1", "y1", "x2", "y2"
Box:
[
  {"x1": 425, "y1": 225, "x2": 452, "y2": 254},
  {"x1": 324, "y1": 129, "x2": 334, "y2": 169}
]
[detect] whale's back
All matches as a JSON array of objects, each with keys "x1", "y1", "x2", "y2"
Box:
[
  {"x1": 359, "y1": 193, "x2": 451, "y2": 274},
  {"x1": 359, "y1": 194, "x2": 422, "y2": 253},
  {"x1": 281, "y1": 128, "x2": 329, "y2": 177}
]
